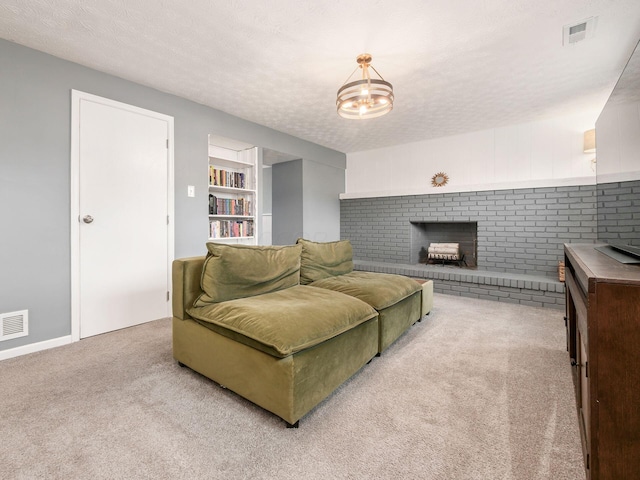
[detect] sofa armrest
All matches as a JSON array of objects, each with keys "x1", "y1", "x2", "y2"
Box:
[{"x1": 172, "y1": 256, "x2": 206, "y2": 320}]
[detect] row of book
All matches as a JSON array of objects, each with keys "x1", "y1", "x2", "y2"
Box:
[
  {"x1": 210, "y1": 220, "x2": 254, "y2": 239},
  {"x1": 209, "y1": 194, "x2": 252, "y2": 216},
  {"x1": 209, "y1": 166, "x2": 248, "y2": 189}
]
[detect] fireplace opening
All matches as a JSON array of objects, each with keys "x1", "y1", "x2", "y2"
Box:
[{"x1": 410, "y1": 221, "x2": 478, "y2": 268}]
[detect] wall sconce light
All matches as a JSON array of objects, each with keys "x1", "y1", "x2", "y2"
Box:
[{"x1": 583, "y1": 129, "x2": 596, "y2": 171}]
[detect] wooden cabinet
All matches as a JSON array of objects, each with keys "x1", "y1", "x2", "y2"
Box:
[{"x1": 564, "y1": 244, "x2": 640, "y2": 480}]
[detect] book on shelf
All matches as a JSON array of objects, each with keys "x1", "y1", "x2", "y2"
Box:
[
  {"x1": 209, "y1": 167, "x2": 247, "y2": 189},
  {"x1": 210, "y1": 219, "x2": 254, "y2": 238},
  {"x1": 211, "y1": 197, "x2": 251, "y2": 216},
  {"x1": 208, "y1": 194, "x2": 217, "y2": 215}
]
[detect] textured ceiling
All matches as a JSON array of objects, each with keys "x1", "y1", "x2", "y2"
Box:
[{"x1": 1, "y1": 0, "x2": 640, "y2": 153}]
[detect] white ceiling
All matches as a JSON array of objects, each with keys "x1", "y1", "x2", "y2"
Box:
[{"x1": 1, "y1": 0, "x2": 640, "y2": 153}]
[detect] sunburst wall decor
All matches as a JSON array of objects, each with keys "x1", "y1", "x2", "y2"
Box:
[{"x1": 431, "y1": 172, "x2": 449, "y2": 187}]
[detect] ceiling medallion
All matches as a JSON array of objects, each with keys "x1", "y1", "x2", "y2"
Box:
[
  {"x1": 336, "y1": 53, "x2": 394, "y2": 119},
  {"x1": 431, "y1": 172, "x2": 449, "y2": 187}
]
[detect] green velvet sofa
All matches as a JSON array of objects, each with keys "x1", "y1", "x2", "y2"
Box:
[
  {"x1": 172, "y1": 241, "x2": 432, "y2": 427},
  {"x1": 297, "y1": 238, "x2": 428, "y2": 353}
]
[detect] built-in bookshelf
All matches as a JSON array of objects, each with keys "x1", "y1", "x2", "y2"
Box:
[{"x1": 208, "y1": 137, "x2": 258, "y2": 244}]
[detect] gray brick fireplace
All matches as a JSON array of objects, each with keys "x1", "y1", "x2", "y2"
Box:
[{"x1": 340, "y1": 184, "x2": 598, "y2": 308}]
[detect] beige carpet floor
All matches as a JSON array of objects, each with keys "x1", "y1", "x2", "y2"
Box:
[{"x1": 0, "y1": 293, "x2": 585, "y2": 479}]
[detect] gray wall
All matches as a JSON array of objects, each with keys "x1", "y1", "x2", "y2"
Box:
[
  {"x1": 272, "y1": 160, "x2": 304, "y2": 245},
  {"x1": 302, "y1": 160, "x2": 344, "y2": 242},
  {"x1": 0, "y1": 39, "x2": 345, "y2": 352},
  {"x1": 261, "y1": 166, "x2": 273, "y2": 215},
  {"x1": 341, "y1": 185, "x2": 598, "y2": 279},
  {"x1": 272, "y1": 159, "x2": 345, "y2": 245}
]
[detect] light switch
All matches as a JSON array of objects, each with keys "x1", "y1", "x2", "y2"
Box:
[{"x1": 187, "y1": 185, "x2": 195, "y2": 197}]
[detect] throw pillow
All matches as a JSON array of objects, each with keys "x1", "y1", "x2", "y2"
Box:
[
  {"x1": 194, "y1": 243, "x2": 302, "y2": 306},
  {"x1": 297, "y1": 238, "x2": 353, "y2": 285}
]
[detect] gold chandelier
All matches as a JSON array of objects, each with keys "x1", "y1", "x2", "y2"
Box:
[{"x1": 336, "y1": 53, "x2": 394, "y2": 119}]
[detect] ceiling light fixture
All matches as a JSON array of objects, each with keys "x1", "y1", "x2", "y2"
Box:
[{"x1": 336, "y1": 53, "x2": 394, "y2": 119}]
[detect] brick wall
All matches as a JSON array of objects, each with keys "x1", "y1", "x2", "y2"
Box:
[{"x1": 341, "y1": 185, "x2": 597, "y2": 279}]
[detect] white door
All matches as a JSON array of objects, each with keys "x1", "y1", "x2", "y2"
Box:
[{"x1": 71, "y1": 91, "x2": 174, "y2": 339}]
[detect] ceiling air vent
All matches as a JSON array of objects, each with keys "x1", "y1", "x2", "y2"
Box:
[
  {"x1": 1, "y1": 310, "x2": 28, "y2": 342},
  {"x1": 563, "y1": 17, "x2": 597, "y2": 45}
]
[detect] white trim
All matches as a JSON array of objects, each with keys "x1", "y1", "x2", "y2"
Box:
[
  {"x1": 596, "y1": 170, "x2": 640, "y2": 184},
  {"x1": 167, "y1": 117, "x2": 175, "y2": 314},
  {"x1": 70, "y1": 90, "x2": 81, "y2": 342},
  {"x1": 70, "y1": 90, "x2": 175, "y2": 342},
  {"x1": 339, "y1": 175, "x2": 597, "y2": 200},
  {"x1": 0, "y1": 335, "x2": 72, "y2": 362}
]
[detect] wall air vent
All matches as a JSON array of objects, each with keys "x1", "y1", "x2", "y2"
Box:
[
  {"x1": 1, "y1": 310, "x2": 28, "y2": 342},
  {"x1": 563, "y1": 17, "x2": 597, "y2": 45}
]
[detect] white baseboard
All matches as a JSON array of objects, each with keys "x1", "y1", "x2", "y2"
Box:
[{"x1": 0, "y1": 335, "x2": 73, "y2": 361}]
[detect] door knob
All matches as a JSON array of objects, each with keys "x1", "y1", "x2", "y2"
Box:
[{"x1": 82, "y1": 215, "x2": 94, "y2": 224}]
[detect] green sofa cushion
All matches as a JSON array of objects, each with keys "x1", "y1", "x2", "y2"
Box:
[
  {"x1": 297, "y1": 238, "x2": 354, "y2": 285},
  {"x1": 194, "y1": 243, "x2": 302, "y2": 306},
  {"x1": 309, "y1": 271, "x2": 422, "y2": 311},
  {"x1": 187, "y1": 285, "x2": 378, "y2": 358}
]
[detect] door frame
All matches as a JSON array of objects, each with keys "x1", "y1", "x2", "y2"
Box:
[{"x1": 70, "y1": 90, "x2": 175, "y2": 342}]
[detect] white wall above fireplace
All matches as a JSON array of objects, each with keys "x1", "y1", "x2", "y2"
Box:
[{"x1": 343, "y1": 112, "x2": 598, "y2": 199}]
